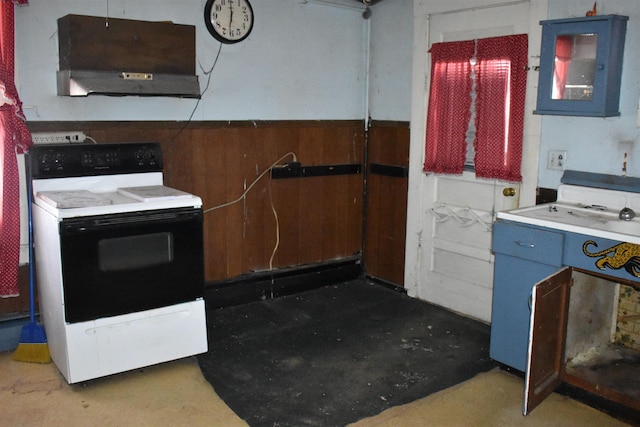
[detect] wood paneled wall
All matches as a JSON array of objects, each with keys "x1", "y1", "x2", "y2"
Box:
[
  {"x1": 27, "y1": 120, "x2": 365, "y2": 283},
  {"x1": 364, "y1": 121, "x2": 410, "y2": 286}
]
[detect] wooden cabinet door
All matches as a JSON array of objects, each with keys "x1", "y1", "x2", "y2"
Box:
[{"x1": 523, "y1": 267, "x2": 572, "y2": 415}]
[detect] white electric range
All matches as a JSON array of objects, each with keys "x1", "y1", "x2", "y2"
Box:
[
  {"x1": 29, "y1": 142, "x2": 207, "y2": 384},
  {"x1": 497, "y1": 178, "x2": 640, "y2": 245}
]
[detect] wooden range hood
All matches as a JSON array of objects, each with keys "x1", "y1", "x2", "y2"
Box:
[{"x1": 57, "y1": 14, "x2": 200, "y2": 98}]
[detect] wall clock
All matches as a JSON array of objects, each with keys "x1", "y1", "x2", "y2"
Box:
[{"x1": 204, "y1": 0, "x2": 254, "y2": 44}]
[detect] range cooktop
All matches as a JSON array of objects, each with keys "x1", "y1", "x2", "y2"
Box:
[{"x1": 497, "y1": 171, "x2": 640, "y2": 244}]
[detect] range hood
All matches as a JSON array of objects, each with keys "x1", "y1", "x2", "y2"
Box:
[
  {"x1": 57, "y1": 15, "x2": 200, "y2": 98},
  {"x1": 57, "y1": 70, "x2": 200, "y2": 98}
]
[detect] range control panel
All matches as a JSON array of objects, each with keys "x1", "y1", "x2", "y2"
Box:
[{"x1": 29, "y1": 142, "x2": 163, "y2": 178}]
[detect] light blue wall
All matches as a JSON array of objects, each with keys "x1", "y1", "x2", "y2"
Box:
[
  {"x1": 14, "y1": 0, "x2": 413, "y2": 123},
  {"x1": 367, "y1": 0, "x2": 413, "y2": 121},
  {"x1": 16, "y1": 0, "x2": 637, "y2": 190},
  {"x1": 538, "y1": 0, "x2": 640, "y2": 189},
  {"x1": 15, "y1": 0, "x2": 368, "y2": 121}
]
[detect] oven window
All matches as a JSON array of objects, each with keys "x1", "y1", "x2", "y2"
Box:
[{"x1": 98, "y1": 232, "x2": 174, "y2": 272}]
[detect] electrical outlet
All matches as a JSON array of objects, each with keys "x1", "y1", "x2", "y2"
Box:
[
  {"x1": 547, "y1": 150, "x2": 567, "y2": 170},
  {"x1": 32, "y1": 131, "x2": 86, "y2": 144}
]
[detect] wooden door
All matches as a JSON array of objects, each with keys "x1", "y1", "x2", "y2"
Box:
[
  {"x1": 419, "y1": 2, "x2": 529, "y2": 322},
  {"x1": 523, "y1": 267, "x2": 572, "y2": 415}
]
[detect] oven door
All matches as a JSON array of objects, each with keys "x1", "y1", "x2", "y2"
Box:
[{"x1": 59, "y1": 207, "x2": 204, "y2": 323}]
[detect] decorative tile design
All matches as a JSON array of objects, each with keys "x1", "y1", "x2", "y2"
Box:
[{"x1": 615, "y1": 284, "x2": 640, "y2": 351}]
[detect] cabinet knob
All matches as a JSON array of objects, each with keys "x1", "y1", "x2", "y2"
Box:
[{"x1": 503, "y1": 187, "x2": 516, "y2": 197}]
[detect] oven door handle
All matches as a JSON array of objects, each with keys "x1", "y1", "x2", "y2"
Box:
[{"x1": 60, "y1": 208, "x2": 202, "y2": 234}]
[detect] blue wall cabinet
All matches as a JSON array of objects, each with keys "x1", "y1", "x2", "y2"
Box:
[{"x1": 534, "y1": 14, "x2": 628, "y2": 117}]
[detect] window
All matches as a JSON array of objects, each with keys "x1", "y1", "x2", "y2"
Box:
[{"x1": 424, "y1": 34, "x2": 528, "y2": 182}]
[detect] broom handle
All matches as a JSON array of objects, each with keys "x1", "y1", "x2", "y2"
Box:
[{"x1": 26, "y1": 152, "x2": 35, "y2": 324}]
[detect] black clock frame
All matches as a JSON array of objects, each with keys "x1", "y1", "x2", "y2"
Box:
[{"x1": 204, "y1": 0, "x2": 254, "y2": 44}]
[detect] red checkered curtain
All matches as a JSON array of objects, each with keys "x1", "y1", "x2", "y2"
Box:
[
  {"x1": 0, "y1": 0, "x2": 31, "y2": 297},
  {"x1": 423, "y1": 41, "x2": 474, "y2": 174},
  {"x1": 474, "y1": 34, "x2": 527, "y2": 182}
]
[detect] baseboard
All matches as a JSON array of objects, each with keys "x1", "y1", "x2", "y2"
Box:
[
  {"x1": 366, "y1": 275, "x2": 407, "y2": 294},
  {"x1": 203, "y1": 257, "x2": 363, "y2": 309}
]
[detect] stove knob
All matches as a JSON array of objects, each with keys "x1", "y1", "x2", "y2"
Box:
[{"x1": 619, "y1": 207, "x2": 636, "y2": 221}]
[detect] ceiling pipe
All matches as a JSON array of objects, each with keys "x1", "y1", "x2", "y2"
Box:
[{"x1": 299, "y1": 0, "x2": 366, "y2": 12}]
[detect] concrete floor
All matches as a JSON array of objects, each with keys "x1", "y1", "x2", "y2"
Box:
[{"x1": 2, "y1": 352, "x2": 630, "y2": 426}]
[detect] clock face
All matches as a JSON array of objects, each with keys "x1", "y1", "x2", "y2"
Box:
[{"x1": 204, "y1": 0, "x2": 254, "y2": 44}]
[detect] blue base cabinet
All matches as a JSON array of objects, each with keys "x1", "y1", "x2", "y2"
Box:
[
  {"x1": 490, "y1": 255, "x2": 560, "y2": 371},
  {"x1": 490, "y1": 221, "x2": 564, "y2": 371},
  {"x1": 491, "y1": 219, "x2": 640, "y2": 418}
]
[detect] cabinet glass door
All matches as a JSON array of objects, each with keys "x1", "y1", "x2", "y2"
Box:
[{"x1": 552, "y1": 33, "x2": 597, "y2": 101}]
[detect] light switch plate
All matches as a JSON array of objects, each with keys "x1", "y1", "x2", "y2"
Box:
[{"x1": 548, "y1": 150, "x2": 567, "y2": 170}]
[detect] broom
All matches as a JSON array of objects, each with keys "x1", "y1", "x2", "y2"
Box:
[{"x1": 12, "y1": 154, "x2": 51, "y2": 364}]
